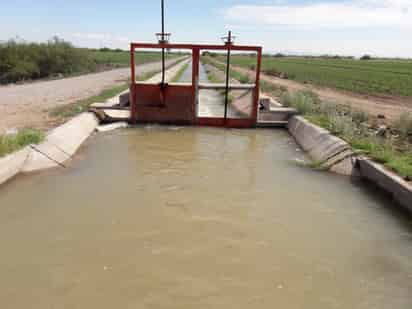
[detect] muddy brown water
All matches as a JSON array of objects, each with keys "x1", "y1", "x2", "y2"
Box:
[{"x1": 0, "y1": 127, "x2": 411, "y2": 308}]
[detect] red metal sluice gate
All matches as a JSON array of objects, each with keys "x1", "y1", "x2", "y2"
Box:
[{"x1": 129, "y1": 42, "x2": 262, "y2": 128}]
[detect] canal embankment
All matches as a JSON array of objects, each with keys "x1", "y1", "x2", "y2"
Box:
[
  {"x1": 1, "y1": 57, "x2": 411, "y2": 214},
  {"x1": 0, "y1": 59, "x2": 190, "y2": 184},
  {"x1": 0, "y1": 56, "x2": 187, "y2": 133},
  {"x1": 1, "y1": 126, "x2": 411, "y2": 308},
  {"x1": 203, "y1": 57, "x2": 412, "y2": 213}
]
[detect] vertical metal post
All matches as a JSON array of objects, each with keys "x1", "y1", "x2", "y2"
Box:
[
  {"x1": 192, "y1": 48, "x2": 200, "y2": 122},
  {"x1": 161, "y1": 0, "x2": 165, "y2": 86},
  {"x1": 224, "y1": 31, "x2": 232, "y2": 121},
  {"x1": 130, "y1": 44, "x2": 137, "y2": 122},
  {"x1": 252, "y1": 47, "x2": 262, "y2": 125}
]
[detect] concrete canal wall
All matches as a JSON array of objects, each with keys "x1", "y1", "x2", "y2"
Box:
[
  {"x1": 0, "y1": 147, "x2": 30, "y2": 185},
  {"x1": 358, "y1": 158, "x2": 412, "y2": 213},
  {"x1": 288, "y1": 115, "x2": 412, "y2": 213},
  {"x1": 22, "y1": 113, "x2": 99, "y2": 172},
  {"x1": 0, "y1": 113, "x2": 99, "y2": 186},
  {"x1": 288, "y1": 116, "x2": 357, "y2": 176}
]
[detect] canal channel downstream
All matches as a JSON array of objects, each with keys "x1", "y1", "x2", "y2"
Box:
[
  {"x1": 0, "y1": 127, "x2": 411, "y2": 308},
  {"x1": 179, "y1": 60, "x2": 246, "y2": 118}
]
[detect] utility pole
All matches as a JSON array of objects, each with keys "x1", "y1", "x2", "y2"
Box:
[
  {"x1": 222, "y1": 31, "x2": 235, "y2": 121},
  {"x1": 156, "y1": 0, "x2": 171, "y2": 88},
  {"x1": 161, "y1": 0, "x2": 165, "y2": 85}
]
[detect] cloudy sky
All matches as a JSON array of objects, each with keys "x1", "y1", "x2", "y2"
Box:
[{"x1": 1, "y1": 0, "x2": 411, "y2": 57}]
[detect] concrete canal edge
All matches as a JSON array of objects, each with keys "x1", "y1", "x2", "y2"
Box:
[
  {"x1": 22, "y1": 112, "x2": 99, "y2": 173},
  {"x1": 0, "y1": 111, "x2": 120, "y2": 185},
  {"x1": 357, "y1": 158, "x2": 412, "y2": 213},
  {"x1": 0, "y1": 112, "x2": 99, "y2": 186},
  {"x1": 288, "y1": 115, "x2": 412, "y2": 213},
  {"x1": 0, "y1": 147, "x2": 30, "y2": 185},
  {"x1": 288, "y1": 116, "x2": 357, "y2": 176}
]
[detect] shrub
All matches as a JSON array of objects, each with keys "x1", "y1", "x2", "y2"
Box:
[
  {"x1": 279, "y1": 86, "x2": 288, "y2": 93},
  {"x1": 280, "y1": 92, "x2": 293, "y2": 107},
  {"x1": 393, "y1": 113, "x2": 412, "y2": 139},
  {"x1": 0, "y1": 37, "x2": 97, "y2": 84},
  {"x1": 351, "y1": 110, "x2": 369, "y2": 125},
  {"x1": 360, "y1": 55, "x2": 372, "y2": 60},
  {"x1": 239, "y1": 75, "x2": 251, "y2": 84},
  {"x1": 0, "y1": 129, "x2": 44, "y2": 157},
  {"x1": 280, "y1": 90, "x2": 319, "y2": 115},
  {"x1": 265, "y1": 68, "x2": 280, "y2": 77}
]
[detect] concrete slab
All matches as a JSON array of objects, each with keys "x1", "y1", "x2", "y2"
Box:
[
  {"x1": 359, "y1": 158, "x2": 412, "y2": 213},
  {"x1": 256, "y1": 121, "x2": 288, "y2": 128},
  {"x1": 259, "y1": 93, "x2": 283, "y2": 108},
  {"x1": 102, "y1": 109, "x2": 131, "y2": 121},
  {"x1": 97, "y1": 122, "x2": 129, "y2": 132},
  {"x1": 22, "y1": 113, "x2": 99, "y2": 172},
  {"x1": 288, "y1": 116, "x2": 356, "y2": 176},
  {"x1": 199, "y1": 83, "x2": 255, "y2": 90},
  {"x1": 90, "y1": 102, "x2": 118, "y2": 109},
  {"x1": 259, "y1": 107, "x2": 297, "y2": 122},
  {"x1": 0, "y1": 147, "x2": 30, "y2": 185}
]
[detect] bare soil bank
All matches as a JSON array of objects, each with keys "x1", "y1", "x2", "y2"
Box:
[
  {"x1": 231, "y1": 63, "x2": 412, "y2": 122},
  {"x1": 0, "y1": 59, "x2": 179, "y2": 133}
]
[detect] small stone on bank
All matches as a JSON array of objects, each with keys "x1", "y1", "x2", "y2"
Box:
[
  {"x1": 5, "y1": 128, "x2": 18, "y2": 136},
  {"x1": 96, "y1": 122, "x2": 129, "y2": 133}
]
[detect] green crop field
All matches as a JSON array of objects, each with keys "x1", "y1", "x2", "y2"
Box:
[
  {"x1": 217, "y1": 55, "x2": 412, "y2": 97},
  {"x1": 93, "y1": 50, "x2": 181, "y2": 67}
]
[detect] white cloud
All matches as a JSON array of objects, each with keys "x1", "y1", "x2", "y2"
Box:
[
  {"x1": 224, "y1": 0, "x2": 412, "y2": 29},
  {"x1": 72, "y1": 32, "x2": 129, "y2": 43}
]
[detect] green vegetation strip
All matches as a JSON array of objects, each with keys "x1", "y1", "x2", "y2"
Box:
[
  {"x1": 171, "y1": 62, "x2": 189, "y2": 83},
  {"x1": 49, "y1": 83, "x2": 130, "y2": 121},
  {"x1": 0, "y1": 129, "x2": 44, "y2": 158},
  {"x1": 281, "y1": 91, "x2": 412, "y2": 180},
  {"x1": 49, "y1": 66, "x2": 166, "y2": 121},
  {"x1": 201, "y1": 57, "x2": 251, "y2": 84},
  {"x1": 201, "y1": 63, "x2": 236, "y2": 104},
  {"x1": 0, "y1": 38, "x2": 96, "y2": 84},
  {"x1": 0, "y1": 37, "x2": 183, "y2": 84},
  {"x1": 93, "y1": 50, "x2": 180, "y2": 68},
  {"x1": 214, "y1": 54, "x2": 412, "y2": 97}
]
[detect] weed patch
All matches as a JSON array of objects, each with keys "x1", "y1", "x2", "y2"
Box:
[
  {"x1": 49, "y1": 84, "x2": 129, "y2": 121},
  {"x1": 171, "y1": 62, "x2": 189, "y2": 83},
  {"x1": 0, "y1": 129, "x2": 44, "y2": 157}
]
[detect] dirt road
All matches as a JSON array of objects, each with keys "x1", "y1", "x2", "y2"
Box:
[
  {"x1": 0, "y1": 58, "x2": 183, "y2": 133},
  {"x1": 229, "y1": 63, "x2": 412, "y2": 122}
]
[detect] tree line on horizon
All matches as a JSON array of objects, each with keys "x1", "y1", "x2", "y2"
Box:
[{"x1": 0, "y1": 37, "x2": 97, "y2": 84}]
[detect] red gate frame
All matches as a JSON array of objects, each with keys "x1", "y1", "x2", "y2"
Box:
[{"x1": 130, "y1": 42, "x2": 262, "y2": 128}]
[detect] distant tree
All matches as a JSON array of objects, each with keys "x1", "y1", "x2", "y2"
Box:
[
  {"x1": 274, "y1": 53, "x2": 285, "y2": 58},
  {"x1": 360, "y1": 54, "x2": 372, "y2": 60},
  {"x1": 0, "y1": 37, "x2": 96, "y2": 84}
]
